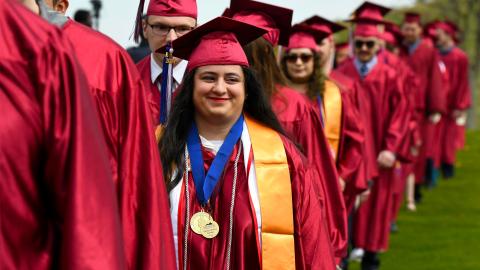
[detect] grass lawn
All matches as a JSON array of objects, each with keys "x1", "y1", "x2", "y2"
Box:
[{"x1": 349, "y1": 130, "x2": 480, "y2": 270}]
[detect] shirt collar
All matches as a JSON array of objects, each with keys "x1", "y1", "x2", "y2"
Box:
[
  {"x1": 440, "y1": 45, "x2": 455, "y2": 55},
  {"x1": 150, "y1": 54, "x2": 188, "y2": 85},
  {"x1": 407, "y1": 38, "x2": 422, "y2": 55},
  {"x1": 354, "y1": 55, "x2": 378, "y2": 76}
]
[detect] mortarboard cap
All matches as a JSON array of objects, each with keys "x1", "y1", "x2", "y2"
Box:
[
  {"x1": 354, "y1": 20, "x2": 384, "y2": 38},
  {"x1": 134, "y1": 0, "x2": 198, "y2": 42},
  {"x1": 302, "y1": 15, "x2": 346, "y2": 35},
  {"x1": 157, "y1": 16, "x2": 267, "y2": 72},
  {"x1": 404, "y1": 12, "x2": 421, "y2": 24},
  {"x1": 286, "y1": 24, "x2": 330, "y2": 51},
  {"x1": 348, "y1": 1, "x2": 391, "y2": 24},
  {"x1": 335, "y1": 41, "x2": 350, "y2": 51},
  {"x1": 227, "y1": 0, "x2": 293, "y2": 46}
]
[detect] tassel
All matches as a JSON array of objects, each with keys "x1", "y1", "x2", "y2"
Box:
[
  {"x1": 134, "y1": 0, "x2": 146, "y2": 43},
  {"x1": 159, "y1": 43, "x2": 174, "y2": 124}
]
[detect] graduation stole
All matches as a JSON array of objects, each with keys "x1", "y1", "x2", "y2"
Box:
[
  {"x1": 245, "y1": 116, "x2": 296, "y2": 270},
  {"x1": 322, "y1": 80, "x2": 343, "y2": 160}
]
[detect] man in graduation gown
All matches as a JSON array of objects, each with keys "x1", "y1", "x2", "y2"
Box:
[
  {"x1": 400, "y1": 12, "x2": 446, "y2": 194},
  {"x1": 226, "y1": 0, "x2": 348, "y2": 262},
  {"x1": 1, "y1": 0, "x2": 125, "y2": 268},
  {"x1": 302, "y1": 15, "x2": 368, "y2": 212},
  {"x1": 336, "y1": 20, "x2": 408, "y2": 270},
  {"x1": 38, "y1": 1, "x2": 176, "y2": 268},
  {"x1": 434, "y1": 21, "x2": 471, "y2": 178},
  {"x1": 135, "y1": 0, "x2": 197, "y2": 127}
]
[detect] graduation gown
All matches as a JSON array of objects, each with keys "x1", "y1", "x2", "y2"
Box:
[
  {"x1": 329, "y1": 72, "x2": 368, "y2": 212},
  {"x1": 336, "y1": 58, "x2": 408, "y2": 252},
  {"x1": 137, "y1": 55, "x2": 162, "y2": 125},
  {"x1": 62, "y1": 20, "x2": 176, "y2": 270},
  {"x1": 271, "y1": 86, "x2": 348, "y2": 259},
  {"x1": 170, "y1": 123, "x2": 336, "y2": 270},
  {"x1": 438, "y1": 47, "x2": 472, "y2": 165},
  {"x1": 378, "y1": 50, "x2": 421, "y2": 221},
  {"x1": 400, "y1": 39, "x2": 447, "y2": 183},
  {"x1": 0, "y1": 1, "x2": 125, "y2": 268}
]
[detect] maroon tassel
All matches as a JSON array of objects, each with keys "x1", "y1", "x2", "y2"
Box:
[{"x1": 134, "y1": 0, "x2": 146, "y2": 43}]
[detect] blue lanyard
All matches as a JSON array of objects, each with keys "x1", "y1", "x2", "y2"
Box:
[{"x1": 186, "y1": 115, "x2": 244, "y2": 206}]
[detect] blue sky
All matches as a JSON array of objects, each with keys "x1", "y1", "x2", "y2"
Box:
[{"x1": 66, "y1": 0, "x2": 415, "y2": 48}]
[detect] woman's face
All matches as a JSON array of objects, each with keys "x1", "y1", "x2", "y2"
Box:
[
  {"x1": 193, "y1": 65, "x2": 246, "y2": 125},
  {"x1": 285, "y1": 48, "x2": 315, "y2": 83}
]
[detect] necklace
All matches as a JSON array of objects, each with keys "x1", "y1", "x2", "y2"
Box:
[{"x1": 183, "y1": 144, "x2": 242, "y2": 270}]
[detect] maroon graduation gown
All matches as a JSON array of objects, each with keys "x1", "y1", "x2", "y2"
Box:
[
  {"x1": 400, "y1": 39, "x2": 447, "y2": 183},
  {"x1": 438, "y1": 47, "x2": 472, "y2": 165},
  {"x1": 378, "y1": 50, "x2": 421, "y2": 221},
  {"x1": 271, "y1": 86, "x2": 348, "y2": 259},
  {"x1": 176, "y1": 138, "x2": 336, "y2": 270},
  {"x1": 0, "y1": 1, "x2": 125, "y2": 268},
  {"x1": 329, "y1": 71, "x2": 368, "y2": 212},
  {"x1": 137, "y1": 55, "x2": 164, "y2": 125},
  {"x1": 62, "y1": 20, "x2": 176, "y2": 270},
  {"x1": 336, "y1": 58, "x2": 408, "y2": 252}
]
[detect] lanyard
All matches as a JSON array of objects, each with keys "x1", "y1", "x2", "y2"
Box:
[{"x1": 186, "y1": 115, "x2": 244, "y2": 206}]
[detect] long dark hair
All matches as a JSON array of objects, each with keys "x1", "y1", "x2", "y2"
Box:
[
  {"x1": 243, "y1": 37, "x2": 288, "y2": 99},
  {"x1": 281, "y1": 51, "x2": 327, "y2": 100},
  {"x1": 159, "y1": 67, "x2": 286, "y2": 193}
]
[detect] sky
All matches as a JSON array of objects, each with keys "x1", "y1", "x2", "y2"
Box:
[{"x1": 66, "y1": 0, "x2": 415, "y2": 48}]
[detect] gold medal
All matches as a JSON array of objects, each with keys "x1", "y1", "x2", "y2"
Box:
[
  {"x1": 190, "y1": 211, "x2": 210, "y2": 235},
  {"x1": 201, "y1": 220, "x2": 220, "y2": 239}
]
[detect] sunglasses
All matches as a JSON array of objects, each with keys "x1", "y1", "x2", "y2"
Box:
[
  {"x1": 285, "y1": 53, "x2": 314, "y2": 63},
  {"x1": 354, "y1": 40, "x2": 376, "y2": 49}
]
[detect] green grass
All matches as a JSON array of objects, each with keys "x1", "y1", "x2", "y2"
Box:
[{"x1": 349, "y1": 130, "x2": 480, "y2": 270}]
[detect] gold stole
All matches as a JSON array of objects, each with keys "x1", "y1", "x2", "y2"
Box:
[
  {"x1": 323, "y1": 80, "x2": 343, "y2": 160},
  {"x1": 245, "y1": 116, "x2": 296, "y2": 270},
  {"x1": 155, "y1": 125, "x2": 164, "y2": 143}
]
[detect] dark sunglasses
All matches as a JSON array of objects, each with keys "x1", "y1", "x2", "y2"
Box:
[
  {"x1": 354, "y1": 40, "x2": 376, "y2": 49},
  {"x1": 285, "y1": 53, "x2": 314, "y2": 63}
]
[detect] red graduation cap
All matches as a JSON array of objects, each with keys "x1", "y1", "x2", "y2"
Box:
[
  {"x1": 404, "y1": 12, "x2": 421, "y2": 24},
  {"x1": 382, "y1": 22, "x2": 402, "y2": 45},
  {"x1": 302, "y1": 15, "x2": 346, "y2": 35},
  {"x1": 286, "y1": 24, "x2": 330, "y2": 51},
  {"x1": 423, "y1": 20, "x2": 439, "y2": 40},
  {"x1": 134, "y1": 0, "x2": 198, "y2": 42},
  {"x1": 436, "y1": 20, "x2": 458, "y2": 37},
  {"x1": 354, "y1": 19, "x2": 383, "y2": 38},
  {"x1": 227, "y1": 0, "x2": 293, "y2": 46},
  {"x1": 335, "y1": 41, "x2": 350, "y2": 51},
  {"x1": 157, "y1": 16, "x2": 267, "y2": 72},
  {"x1": 348, "y1": 1, "x2": 391, "y2": 24}
]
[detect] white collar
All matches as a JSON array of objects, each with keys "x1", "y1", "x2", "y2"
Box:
[{"x1": 150, "y1": 53, "x2": 188, "y2": 85}]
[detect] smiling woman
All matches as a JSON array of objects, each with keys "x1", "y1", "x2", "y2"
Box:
[{"x1": 158, "y1": 16, "x2": 336, "y2": 270}]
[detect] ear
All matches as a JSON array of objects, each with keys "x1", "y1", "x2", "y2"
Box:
[
  {"x1": 142, "y1": 17, "x2": 148, "y2": 40},
  {"x1": 55, "y1": 0, "x2": 69, "y2": 14}
]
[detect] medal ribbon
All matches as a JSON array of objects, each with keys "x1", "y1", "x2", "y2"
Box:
[{"x1": 186, "y1": 115, "x2": 244, "y2": 206}]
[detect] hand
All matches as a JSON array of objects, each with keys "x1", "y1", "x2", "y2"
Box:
[
  {"x1": 410, "y1": 146, "x2": 419, "y2": 157},
  {"x1": 359, "y1": 189, "x2": 370, "y2": 204},
  {"x1": 429, "y1": 112, "x2": 442, "y2": 124},
  {"x1": 339, "y1": 177, "x2": 346, "y2": 192},
  {"x1": 377, "y1": 150, "x2": 396, "y2": 168},
  {"x1": 453, "y1": 110, "x2": 468, "y2": 126}
]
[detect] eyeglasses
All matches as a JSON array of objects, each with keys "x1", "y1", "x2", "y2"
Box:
[
  {"x1": 285, "y1": 53, "x2": 314, "y2": 63},
  {"x1": 147, "y1": 22, "x2": 194, "y2": 36},
  {"x1": 354, "y1": 40, "x2": 376, "y2": 49}
]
